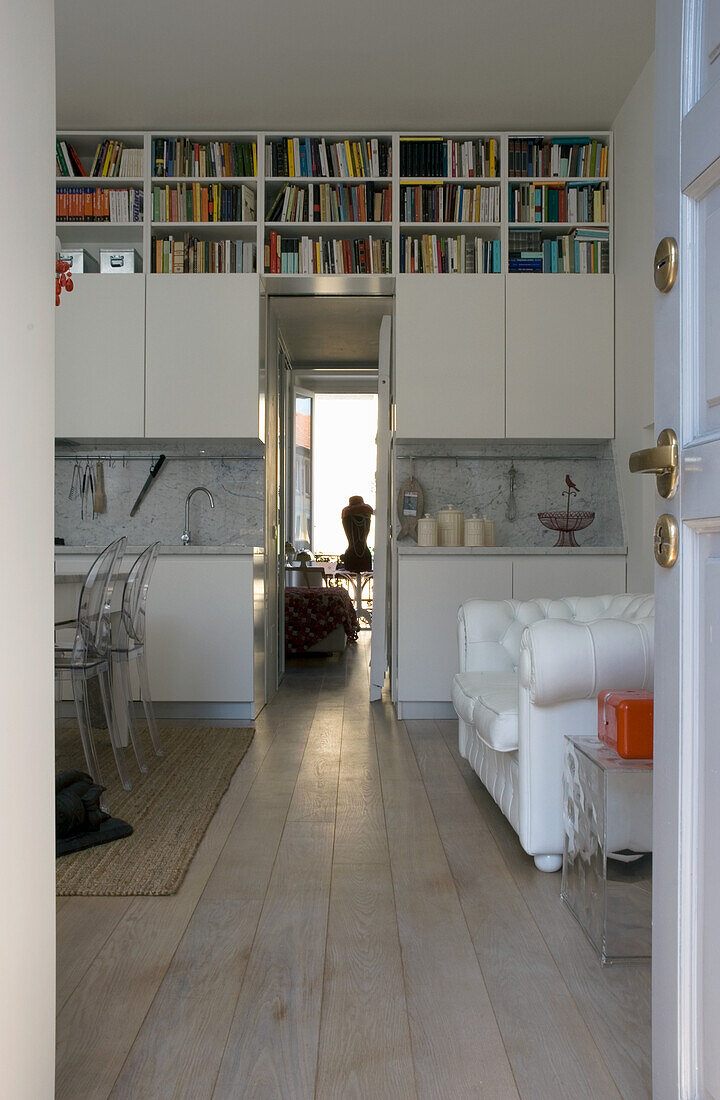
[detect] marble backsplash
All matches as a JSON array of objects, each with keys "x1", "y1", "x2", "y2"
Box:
[
  {"x1": 394, "y1": 442, "x2": 625, "y2": 547},
  {"x1": 55, "y1": 453, "x2": 264, "y2": 548}
]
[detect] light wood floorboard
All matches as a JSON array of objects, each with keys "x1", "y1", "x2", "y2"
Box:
[
  {"x1": 436, "y1": 718, "x2": 652, "y2": 1099},
  {"x1": 406, "y1": 719, "x2": 622, "y2": 1099},
  {"x1": 56, "y1": 637, "x2": 650, "y2": 1098}
]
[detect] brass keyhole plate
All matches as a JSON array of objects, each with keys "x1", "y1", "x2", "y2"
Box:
[
  {"x1": 654, "y1": 513, "x2": 679, "y2": 568},
  {"x1": 654, "y1": 237, "x2": 679, "y2": 293}
]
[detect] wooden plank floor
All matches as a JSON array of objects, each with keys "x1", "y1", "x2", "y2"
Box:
[{"x1": 56, "y1": 634, "x2": 651, "y2": 1099}]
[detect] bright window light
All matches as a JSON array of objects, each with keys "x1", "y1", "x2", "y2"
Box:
[{"x1": 312, "y1": 394, "x2": 378, "y2": 555}]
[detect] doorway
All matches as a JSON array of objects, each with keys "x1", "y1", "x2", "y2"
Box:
[{"x1": 266, "y1": 295, "x2": 393, "y2": 692}]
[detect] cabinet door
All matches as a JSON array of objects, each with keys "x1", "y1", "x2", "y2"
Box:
[
  {"x1": 505, "y1": 274, "x2": 614, "y2": 438},
  {"x1": 145, "y1": 557, "x2": 254, "y2": 701},
  {"x1": 397, "y1": 555, "x2": 512, "y2": 705},
  {"x1": 511, "y1": 555, "x2": 627, "y2": 601},
  {"x1": 55, "y1": 276, "x2": 145, "y2": 437},
  {"x1": 395, "y1": 275, "x2": 505, "y2": 438},
  {"x1": 145, "y1": 275, "x2": 259, "y2": 438}
]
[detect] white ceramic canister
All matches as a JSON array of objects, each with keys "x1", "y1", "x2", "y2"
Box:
[
  {"x1": 464, "y1": 514, "x2": 485, "y2": 546},
  {"x1": 482, "y1": 515, "x2": 495, "y2": 547},
  {"x1": 437, "y1": 505, "x2": 464, "y2": 547},
  {"x1": 417, "y1": 514, "x2": 438, "y2": 546}
]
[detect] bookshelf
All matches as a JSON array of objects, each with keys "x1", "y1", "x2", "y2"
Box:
[{"x1": 55, "y1": 129, "x2": 612, "y2": 277}]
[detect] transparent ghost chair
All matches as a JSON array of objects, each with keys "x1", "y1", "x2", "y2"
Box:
[
  {"x1": 111, "y1": 541, "x2": 163, "y2": 771},
  {"x1": 54, "y1": 536, "x2": 132, "y2": 791}
]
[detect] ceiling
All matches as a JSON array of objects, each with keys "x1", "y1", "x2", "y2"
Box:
[
  {"x1": 55, "y1": 1, "x2": 654, "y2": 132},
  {"x1": 272, "y1": 296, "x2": 391, "y2": 368}
]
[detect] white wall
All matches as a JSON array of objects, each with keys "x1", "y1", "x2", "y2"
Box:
[
  {"x1": 0, "y1": 1, "x2": 56, "y2": 1096},
  {"x1": 613, "y1": 54, "x2": 656, "y2": 594}
]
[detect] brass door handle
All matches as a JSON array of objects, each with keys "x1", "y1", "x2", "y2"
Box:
[{"x1": 629, "y1": 428, "x2": 678, "y2": 499}]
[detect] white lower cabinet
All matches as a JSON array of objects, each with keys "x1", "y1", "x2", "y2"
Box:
[
  {"x1": 396, "y1": 556, "x2": 513, "y2": 710},
  {"x1": 55, "y1": 276, "x2": 145, "y2": 438},
  {"x1": 145, "y1": 274, "x2": 260, "y2": 438},
  {"x1": 511, "y1": 555, "x2": 626, "y2": 601},
  {"x1": 395, "y1": 551, "x2": 627, "y2": 716},
  {"x1": 55, "y1": 553, "x2": 255, "y2": 713},
  {"x1": 395, "y1": 275, "x2": 505, "y2": 439},
  {"x1": 146, "y1": 556, "x2": 254, "y2": 704}
]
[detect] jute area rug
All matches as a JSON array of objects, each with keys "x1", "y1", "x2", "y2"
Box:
[{"x1": 56, "y1": 724, "x2": 253, "y2": 897}]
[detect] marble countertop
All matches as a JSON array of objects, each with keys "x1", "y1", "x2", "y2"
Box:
[
  {"x1": 396, "y1": 544, "x2": 627, "y2": 556},
  {"x1": 55, "y1": 545, "x2": 258, "y2": 557}
]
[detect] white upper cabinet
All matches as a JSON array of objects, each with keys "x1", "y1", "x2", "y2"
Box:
[
  {"x1": 55, "y1": 276, "x2": 145, "y2": 438},
  {"x1": 505, "y1": 274, "x2": 614, "y2": 439},
  {"x1": 144, "y1": 274, "x2": 260, "y2": 437},
  {"x1": 395, "y1": 275, "x2": 505, "y2": 439}
]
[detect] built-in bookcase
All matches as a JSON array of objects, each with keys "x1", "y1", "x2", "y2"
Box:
[
  {"x1": 506, "y1": 133, "x2": 611, "y2": 274},
  {"x1": 55, "y1": 129, "x2": 612, "y2": 276}
]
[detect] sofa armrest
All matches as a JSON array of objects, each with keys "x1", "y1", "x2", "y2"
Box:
[{"x1": 518, "y1": 616, "x2": 654, "y2": 705}]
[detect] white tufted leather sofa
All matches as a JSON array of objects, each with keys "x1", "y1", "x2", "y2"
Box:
[{"x1": 452, "y1": 594, "x2": 654, "y2": 871}]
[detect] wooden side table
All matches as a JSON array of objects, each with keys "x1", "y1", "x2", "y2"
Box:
[{"x1": 561, "y1": 736, "x2": 653, "y2": 964}]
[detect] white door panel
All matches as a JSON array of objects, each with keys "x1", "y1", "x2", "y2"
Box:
[{"x1": 654, "y1": 2, "x2": 720, "y2": 1095}]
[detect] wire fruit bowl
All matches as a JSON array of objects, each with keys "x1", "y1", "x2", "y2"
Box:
[{"x1": 537, "y1": 510, "x2": 595, "y2": 547}]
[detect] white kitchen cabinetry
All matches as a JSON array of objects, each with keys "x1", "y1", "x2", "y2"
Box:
[
  {"x1": 146, "y1": 555, "x2": 254, "y2": 707},
  {"x1": 395, "y1": 275, "x2": 505, "y2": 439},
  {"x1": 511, "y1": 554, "x2": 626, "y2": 601},
  {"x1": 55, "y1": 276, "x2": 145, "y2": 437},
  {"x1": 55, "y1": 553, "x2": 256, "y2": 716},
  {"x1": 145, "y1": 274, "x2": 260, "y2": 437},
  {"x1": 505, "y1": 274, "x2": 614, "y2": 438},
  {"x1": 396, "y1": 554, "x2": 512, "y2": 712},
  {"x1": 395, "y1": 549, "x2": 627, "y2": 717}
]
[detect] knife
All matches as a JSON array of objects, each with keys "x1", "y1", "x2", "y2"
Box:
[{"x1": 129, "y1": 454, "x2": 166, "y2": 516}]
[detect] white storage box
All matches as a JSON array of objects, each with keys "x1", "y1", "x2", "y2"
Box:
[
  {"x1": 58, "y1": 249, "x2": 98, "y2": 274},
  {"x1": 100, "y1": 249, "x2": 140, "y2": 273}
]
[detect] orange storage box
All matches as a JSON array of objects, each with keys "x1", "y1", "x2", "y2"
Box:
[{"x1": 597, "y1": 690, "x2": 654, "y2": 759}]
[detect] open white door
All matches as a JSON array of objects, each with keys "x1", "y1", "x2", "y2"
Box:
[
  {"x1": 650, "y1": 3, "x2": 720, "y2": 1094},
  {"x1": 370, "y1": 315, "x2": 392, "y2": 701}
]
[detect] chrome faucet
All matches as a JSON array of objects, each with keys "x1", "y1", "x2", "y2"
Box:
[{"x1": 181, "y1": 486, "x2": 214, "y2": 545}]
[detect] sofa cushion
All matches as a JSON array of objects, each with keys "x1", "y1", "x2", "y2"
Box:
[{"x1": 452, "y1": 671, "x2": 518, "y2": 752}]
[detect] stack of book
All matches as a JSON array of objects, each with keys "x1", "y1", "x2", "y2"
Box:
[
  {"x1": 399, "y1": 234, "x2": 500, "y2": 273},
  {"x1": 266, "y1": 182, "x2": 391, "y2": 223},
  {"x1": 400, "y1": 183, "x2": 500, "y2": 223},
  {"x1": 508, "y1": 227, "x2": 609, "y2": 272},
  {"x1": 509, "y1": 181, "x2": 607, "y2": 223},
  {"x1": 152, "y1": 183, "x2": 256, "y2": 223},
  {"x1": 399, "y1": 138, "x2": 499, "y2": 178},
  {"x1": 56, "y1": 187, "x2": 143, "y2": 222},
  {"x1": 265, "y1": 138, "x2": 391, "y2": 178},
  {"x1": 152, "y1": 235, "x2": 256, "y2": 273},
  {"x1": 508, "y1": 137, "x2": 608, "y2": 178},
  {"x1": 153, "y1": 139, "x2": 256, "y2": 178},
  {"x1": 265, "y1": 233, "x2": 391, "y2": 274},
  {"x1": 77, "y1": 140, "x2": 144, "y2": 178}
]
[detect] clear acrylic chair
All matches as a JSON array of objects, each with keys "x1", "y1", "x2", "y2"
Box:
[
  {"x1": 111, "y1": 542, "x2": 163, "y2": 770},
  {"x1": 54, "y1": 536, "x2": 131, "y2": 791}
]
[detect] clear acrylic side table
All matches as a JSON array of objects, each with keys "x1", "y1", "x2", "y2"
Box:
[{"x1": 561, "y1": 736, "x2": 653, "y2": 965}]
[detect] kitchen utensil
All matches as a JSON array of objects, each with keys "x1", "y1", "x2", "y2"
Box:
[
  {"x1": 93, "y1": 461, "x2": 106, "y2": 514},
  {"x1": 506, "y1": 462, "x2": 518, "y2": 522},
  {"x1": 68, "y1": 460, "x2": 81, "y2": 501},
  {"x1": 130, "y1": 454, "x2": 166, "y2": 516},
  {"x1": 80, "y1": 461, "x2": 88, "y2": 520},
  {"x1": 88, "y1": 464, "x2": 95, "y2": 519}
]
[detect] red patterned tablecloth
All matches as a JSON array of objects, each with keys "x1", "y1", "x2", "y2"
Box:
[{"x1": 284, "y1": 587, "x2": 359, "y2": 653}]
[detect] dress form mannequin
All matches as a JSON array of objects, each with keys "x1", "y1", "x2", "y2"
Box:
[{"x1": 340, "y1": 495, "x2": 374, "y2": 572}]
